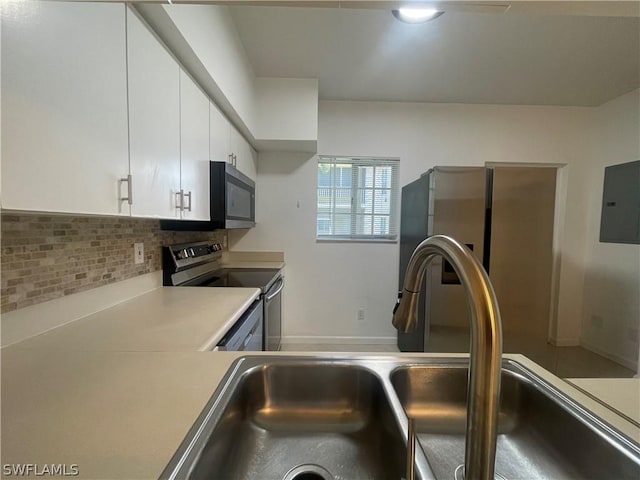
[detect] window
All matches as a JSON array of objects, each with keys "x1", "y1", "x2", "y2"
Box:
[{"x1": 317, "y1": 156, "x2": 400, "y2": 241}]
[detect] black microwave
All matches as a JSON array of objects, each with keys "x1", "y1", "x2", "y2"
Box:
[{"x1": 160, "y1": 161, "x2": 255, "y2": 231}]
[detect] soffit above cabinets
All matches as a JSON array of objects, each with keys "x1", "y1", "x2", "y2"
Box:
[{"x1": 228, "y1": 5, "x2": 640, "y2": 106}]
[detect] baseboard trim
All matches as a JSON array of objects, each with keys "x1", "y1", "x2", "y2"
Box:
[
  {"x1": 548, "y1": 337, "x2": 580, "y2": 347},
  {"x1": 580, "y1": 340, "x2": 638, "y2": 371},
  {"x1": 281, "y1": 336, "x2": 397, "y2": 345},
  {"x1": 1, "y1": 271, "x2": 162, "y2": 348}
]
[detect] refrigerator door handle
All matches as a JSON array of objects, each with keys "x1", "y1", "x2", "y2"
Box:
[{"x1": 393, "y1": 291, "x2": 403, "y2": 315}]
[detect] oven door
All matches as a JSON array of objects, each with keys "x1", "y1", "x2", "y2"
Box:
[{"x1": 264, "y1": 275, "x2": 284, "y2": 351}]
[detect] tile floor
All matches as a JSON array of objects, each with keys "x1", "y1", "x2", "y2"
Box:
[
  {"x1": 281, "y1": 329, "x2": 636, "y2": 378},
  {"x1": 281, "y1": 343, "x2": 400, "y2": 353},
  {"x1": 426, "y1": 325, "x2": 636, "y2": 378}
]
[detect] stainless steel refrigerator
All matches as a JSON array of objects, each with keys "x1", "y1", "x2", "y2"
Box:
[{"x1": 398, "y1": 166, "x2": 557, "y2": 362}]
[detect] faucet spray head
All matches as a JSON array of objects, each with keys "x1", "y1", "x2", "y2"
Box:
[{"x1": 392, "y1": 289, "x2": 420, "y2": 333}]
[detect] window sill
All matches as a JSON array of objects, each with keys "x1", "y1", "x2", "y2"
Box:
[{"x1": 316, "y1": 237, "x2": 398, "y2": 244}]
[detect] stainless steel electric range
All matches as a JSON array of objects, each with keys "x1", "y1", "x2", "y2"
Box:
[{"x1": 163, "y1": 241, "x2": 284, "y2": 351}]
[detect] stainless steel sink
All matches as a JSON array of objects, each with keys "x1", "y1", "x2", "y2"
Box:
[
  {"x1": 391, "y1": 361, "x2": 640, "y2": 480},
  {"x1": 163, "y1": 358, "x2": 407, "y2": 480},
  {"x1": 161, "y1": 357, "x2": 640, "y2": 480}
]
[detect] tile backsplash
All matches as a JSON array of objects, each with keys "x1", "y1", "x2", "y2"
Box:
[{"x1": 1, "y1": 213, "x2": 225, "y2": 313}]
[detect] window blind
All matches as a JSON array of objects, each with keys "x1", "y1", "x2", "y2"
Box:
[{"x1": 317, "y1": 156, "x2": 400, "y2": 241}]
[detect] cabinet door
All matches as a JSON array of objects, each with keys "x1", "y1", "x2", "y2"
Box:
[
  {"x1": 180, "y1": 70, "x2": 210, "y2": 221},
  {"x1": 127, "y1": 8, "x2": 180, "y2": 219},
  {"x1": 209, "y1": 101, "x2": 230, "y2": 163},
  {"x1": 231, "y1": 128, "x2": 257, "y2": 181},
  {"x1": 1, "y1": 2, "x2": 129, "y2": 215}
]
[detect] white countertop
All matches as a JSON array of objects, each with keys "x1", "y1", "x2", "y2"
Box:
[
  {"x1": 1, "y1": 276, "x2": 638, "y2": 479},
  {"x1": 221, "y1": 260, "x2": 286, "y2": 270},
  {"x1": 1, "y1": 349, "x2": 231, "y2": 480},
  {"x1": 2, "y1": 349, "x2": 639, "y2": 480},
  {"x1": 568, "y1": 377, "x2": 640, "y2": 423},
  {"x1": 7, "y1": 287, "x2": 261, "y2": 352},
  {"x1": 221, "y1": 250, "x2": 285, "y2": 270}
]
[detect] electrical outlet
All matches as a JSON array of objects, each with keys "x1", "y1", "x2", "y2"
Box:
[
  {"x1": 357, "y1": 308, "x2": 365, "y2": 322},
  {"x1": 134, "y1": 243, "x2": 144, "y2": 265}
]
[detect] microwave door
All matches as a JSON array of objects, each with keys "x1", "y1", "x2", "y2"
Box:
[
  {"x1": 224, "y1": 164, "x2": 255, "y2": 228},
  {"x1": 227, "y1": 182, "x2": 252, "y2": 220}
]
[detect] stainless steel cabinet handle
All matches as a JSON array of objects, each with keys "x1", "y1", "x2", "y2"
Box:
[
  {"x1": 228, "y1": 153, "x2": 233, "y2": 164},
  {"x1": 265, "y1": 278, "x2": 285, "y2": 302},
  {"x1": 184, "y1": 191, "x2": 192, "y2": 212},
  {"x1": 175, "y1": 190, "x2": 184, "y2": 211},
  {"x1": 120, "y1": 174, "x2": 133, "y2": 205}
]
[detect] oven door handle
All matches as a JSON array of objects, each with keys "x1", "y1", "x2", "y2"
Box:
[{"x1": 265, "y1": 277, "x2": 284, "y2": 302}]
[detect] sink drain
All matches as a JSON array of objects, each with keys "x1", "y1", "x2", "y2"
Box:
[
  {"x1": 454, "y1": 464, "x2": 507, "y2": 480},
  {"x1": 283, "y1": 464, "x2": 333, "y2": 480}
]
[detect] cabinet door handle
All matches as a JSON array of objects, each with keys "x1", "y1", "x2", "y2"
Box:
[
  {"x1": 228, "y1": 153, "x2": 234, "y2": 165},
  {"x1": 120, "y1": 174, "x2": 133, "y2": 205},
  {"x1": 184, "y1": 191, "x2": 192, "y2": 212},
  {"x1": 175, "y1": 190, "x2": 184, "y2": 211},
  {"x1": 233, "y1": 154, "x2": 237, "y2": 167}
]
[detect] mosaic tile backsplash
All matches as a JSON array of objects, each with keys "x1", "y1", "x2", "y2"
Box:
[{"x1": 1, "y1": 213, "x2": 225, "y2": 313}]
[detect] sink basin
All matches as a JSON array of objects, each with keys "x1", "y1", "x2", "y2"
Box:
[
  {"x1": 391, "y1": 363, "x2": 640, "y2": 480},
  {"x1": 161, "y1": 357, "x2": 640, "y2": 480},
  {"x1": 164, "y1": 359, "x2": 406, "y2": 480}
]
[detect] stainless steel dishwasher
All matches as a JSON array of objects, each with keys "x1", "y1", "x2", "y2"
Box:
[
  {"x1": 263, "y1": 274, "x2": 284, "y2": 351},
  {"x1": 215, "y1": 299, "x2": 263, "y2": 351}
]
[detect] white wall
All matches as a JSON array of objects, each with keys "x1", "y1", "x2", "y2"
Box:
[
  {"x1": 254, "y1": 77, "x2": 319, "y2": 152},
  {"x1": 230, "y1": 100, "x2": 596, "y2": 343},
  {"x1": 581, "y1": 89, "x2": 640, "y2": 371}
]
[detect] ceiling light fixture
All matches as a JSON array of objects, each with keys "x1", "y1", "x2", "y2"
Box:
[{"x1": 392, "y1": 7, "x2": 444, "y2": 24}]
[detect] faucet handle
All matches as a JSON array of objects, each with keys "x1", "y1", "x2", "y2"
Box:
[{"x1": 393, "y1": 290, "x2": 403, "y2": 315}]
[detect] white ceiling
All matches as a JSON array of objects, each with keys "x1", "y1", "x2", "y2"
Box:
[{"x1": 229, "y1": 6, "x2": 640, "y2": 106}]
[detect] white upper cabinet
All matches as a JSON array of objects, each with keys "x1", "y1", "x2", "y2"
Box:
[
  {"x1": 127, "y1": 7, "x2": 181, "y2": 219},
  {"x1": 179, "y1": 70, "x2": 210, "y2": 221},
  {"x1": 209, "y1": 101, "x2": 231, "y2": 163},
  {"x1": 210, "y1": 101, "x2": 256, "y2": 181},
  {"x1": 145, "y1": 6, "x2": 318, "y2": 153},
  {"x1": 231, "y1": 128, "x2": 257, "y2": 181},
  {"x1": 1, "y1": 2, "x2": 130, "y2": 215}
]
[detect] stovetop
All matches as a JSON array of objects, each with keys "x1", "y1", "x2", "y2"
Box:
[
  {"x1": 192, "y1": 268, "x2": 281, "y2": 292},
  {"x1": 163, "y1": 242, "x2": 282, "y2": 290}
]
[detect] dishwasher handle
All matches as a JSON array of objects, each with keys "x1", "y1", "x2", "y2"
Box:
[{"x1": 265, "y1": 277, "x2": 284, "y2": 303}]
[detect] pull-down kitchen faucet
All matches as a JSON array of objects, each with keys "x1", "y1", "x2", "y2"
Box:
[{"x1": 393, "y1": 235, "x2": 503, "y2": 480}]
